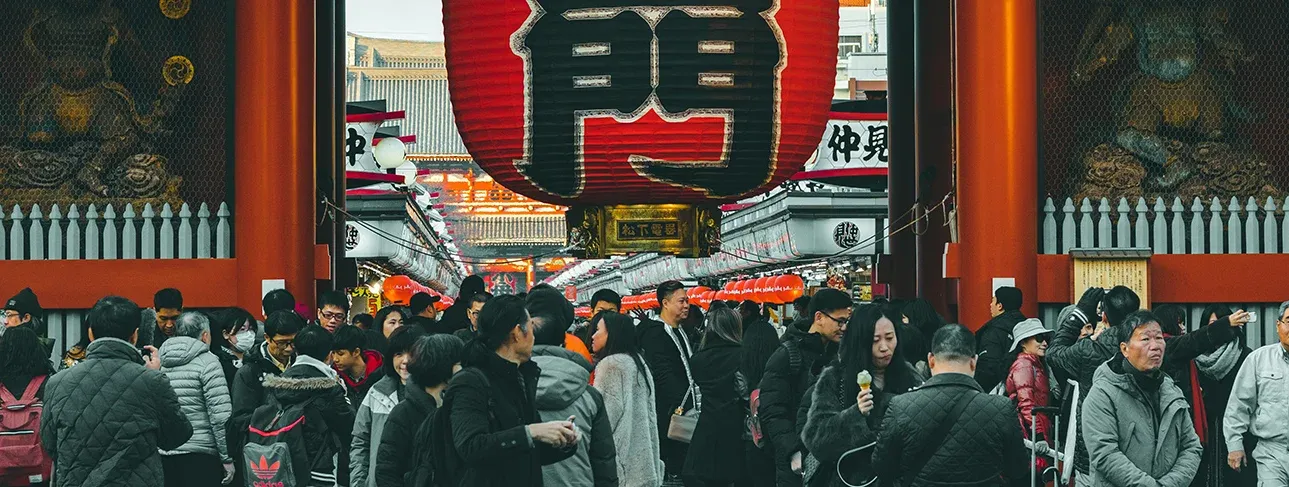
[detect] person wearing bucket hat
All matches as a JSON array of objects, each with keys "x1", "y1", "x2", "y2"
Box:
[{"x1": 1005, "y1": 318, "x2": 1059, "y2": 478}]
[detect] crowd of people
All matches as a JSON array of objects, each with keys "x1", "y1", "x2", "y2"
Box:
[{"x1": 0, "y1": 278, "x2": 1287, "y2": 487}]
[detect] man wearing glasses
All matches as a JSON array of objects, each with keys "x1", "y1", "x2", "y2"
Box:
[
  {"x1": 2, "y1": 287, "x2": 54, "y2": 353},
  {"x1": 317, "y1": 290, "x2": 351, "y2": 334},
  {"x1": 228, "y1": 310, "x2": 303, "y2": 481},
  {"x1": 1224, "y1": 302, "x2": 1289, "y2": 485},
  {"x1": 757, "y1": 287, "x2": 853, "y2": 486}
]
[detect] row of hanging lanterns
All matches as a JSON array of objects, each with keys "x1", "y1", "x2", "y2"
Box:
[
  {"x1": 381, "y1": 275, "x2": 455, "y2": 310},
  {"x1": 588, "y1": 274, "x2": 807, "y2": 313}
]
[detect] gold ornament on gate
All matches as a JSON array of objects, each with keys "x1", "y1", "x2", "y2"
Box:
[
  {"x1": 163, "y1": 56, "x2": 195, "y2": 87},
  {"x1": 160, "y1": 0, "x2": 191, "y2": 19}
]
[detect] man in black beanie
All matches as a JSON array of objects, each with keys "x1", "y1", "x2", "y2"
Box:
[
  {"x1": 3, "y1": 288, "x2": 54, "y2": 353},
  {"x1": 974, "y1": 286, "x2": 1026, "y2": 393}
]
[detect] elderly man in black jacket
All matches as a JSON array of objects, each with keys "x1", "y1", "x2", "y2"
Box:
[
  {"x1": 975, "y1": 286, "x2": 1027, "y2": 393},
  {"x1": 758, "y1": 288, "x2": 852, "y2": 487},
  {"x1": 874, "y1": 324, "x2": 1029, "y2": 487},
  {"x1": 41, "y1": 296, "x2": 194, "y2": 487}
]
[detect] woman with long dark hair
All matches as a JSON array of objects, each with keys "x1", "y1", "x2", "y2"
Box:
[
  {"x1": 1195, "y1": 304, "x2": 1256, "y2": 487},
  {"x1": 0, "y1": 326, "x2": 54, "y2": 486},
  {"x1": 801, "y1": 304, "x2": 924, "y2": 487},
  {"x1": 591, "y1": 311, "x2": 664, "y2": 487},
  {"x1": 683, "y1": 307, "x2": 748, "y2": 487}
]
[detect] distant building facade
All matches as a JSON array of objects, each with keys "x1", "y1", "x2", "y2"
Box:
[{"x1": 346, "y1": 34, "x2": 467, "y2": 154}]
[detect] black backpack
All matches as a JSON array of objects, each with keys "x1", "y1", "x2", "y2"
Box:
[
  {"x1": 243, "y1": 400, "x2": 323, "y2": 487},
  {"x1": 406, "y1": 407, "x2": 440, "y2": 487}
]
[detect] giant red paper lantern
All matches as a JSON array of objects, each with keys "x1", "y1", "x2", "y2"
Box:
[{"x1": 443, "y1": 0, "x2": 839, "y2": 257}]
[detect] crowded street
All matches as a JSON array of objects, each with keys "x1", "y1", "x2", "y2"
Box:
[{"x1": 3, "y1": 0, "x2": 1289, "y2": 486}]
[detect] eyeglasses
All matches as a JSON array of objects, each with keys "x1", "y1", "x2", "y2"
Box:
[
  {"x1": 269, "y1": 338, "x2": 295, "y2": 348},
  {"x1": 320, "y1": 311, "x2": 346, "y2": 321},
  {"x1": 823, "y1": 312, "x2": 851, "y2": 325},
  {"x1": 2, "y1": 311, "x2": 20, "y2": 320}
]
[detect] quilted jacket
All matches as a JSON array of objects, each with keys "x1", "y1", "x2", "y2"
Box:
[
  {"x1": 1082, "y1": 359, "x2": 1202, "y2": 487},
  {"x1": 351, "y1": 374, "x2": 401, "y2": 487},
  {"x1": 158, "y1": 336, "x2": 233, "y2": 462},
  {"x1": 873, "y1": 372, "x2": 1029, "y2": 487},
  {"x1": 40, "y1": 337, "x2": 194, "y2": 487},
  {"x1": 1005, "y1": 352, "x2": 1052, "y2": 441}
]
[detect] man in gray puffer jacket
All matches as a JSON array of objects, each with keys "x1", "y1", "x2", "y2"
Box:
[
  {"x1": 1082, "y1": 310, "x2": 1202, "y2": 487},
  {"x1": 529, "y1": 293, "x2": 619, "y2": 487},
  {"x1": 159, "y1": 311, "x2": 234, "y2": 487}
]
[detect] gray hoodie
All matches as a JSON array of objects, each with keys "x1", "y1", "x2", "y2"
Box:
[
  {"x1": 533, "y1": 348, "x2": 619, "y2": 487},
  {"x1": 158, "y1": 336, "x2": 233, "y2": 462},
  {"x1": 1082, "y1": 359, "x2": 1201, "y2": 487}
]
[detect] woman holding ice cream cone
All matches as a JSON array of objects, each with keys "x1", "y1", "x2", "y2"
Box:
[{"x1": 800, "y1": 304, "x2": 926, "y2": 487}]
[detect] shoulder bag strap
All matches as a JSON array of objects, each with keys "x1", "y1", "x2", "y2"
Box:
[
  {"x1": 663, "y1": 326, "x2": 700, "y2": 413},
  {"x1": 906, "y1": 390, "x2": 977, "y2": 482}
]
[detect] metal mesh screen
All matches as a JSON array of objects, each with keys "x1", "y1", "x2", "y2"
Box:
[
  {"x1": 1040, "y1": 1, "x2": 1289, "y2": 204},
  {"x1": 0, "y1": 0, "x2": 233, "y2": 210}
]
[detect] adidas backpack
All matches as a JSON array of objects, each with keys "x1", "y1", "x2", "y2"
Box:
[
  {"x1": 0, "y1": 376, "x2": 51, "y2": 485},
  {"x1": 243, "y1": 401, "x2": 316, "y2": 487}
]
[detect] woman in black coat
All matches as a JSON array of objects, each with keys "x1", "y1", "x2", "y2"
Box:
[
  {"x1": 441, "y1": 295, "x2": 577, "y2": 487},
  {"x1": 376, "y1": 333, "x2": 464, "y2": 487},
  {"x1": 1194, "y1": 305, "x2": 1257, "y2": 487},
  {"x1": 801, "y1": 304, "x2": 924, "y2": 487},
  {"x1": 683, "y1": 308, "x2": 748, "y2": 487}
]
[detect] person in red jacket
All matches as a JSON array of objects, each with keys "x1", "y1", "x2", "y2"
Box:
[{"x1": 1006, "y1": 318, "x2": 1058, "y2": 475}]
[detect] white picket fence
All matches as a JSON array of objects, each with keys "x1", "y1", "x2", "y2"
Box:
[
  {"x1": 0, "y1": 202, "x2": 232, "y2": 261},
  {"x1": 1042, "y1": 196, "x2": 1289, "y2": 255}
]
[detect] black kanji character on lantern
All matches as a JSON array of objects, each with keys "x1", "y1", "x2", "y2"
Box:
[
  {"x1": 863, "y1": 124, "x2": 889, "y2": 163},
  {"x1": 516, "y1": 0, "x2": 782, "y2": 198},
  {"x1": 345, "y1": 127, "x2": 366, "y2": 167},
  {"x1": 827, "y1": 124, "x2": 862, "y2": 163},
  {"x1": 345, "y1": 225, "x2": 360, "y2": 251}
]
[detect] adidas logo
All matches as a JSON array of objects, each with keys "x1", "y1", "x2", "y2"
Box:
[{"x1": 249, "y1": 455, "x2": 281, "y2": 481}]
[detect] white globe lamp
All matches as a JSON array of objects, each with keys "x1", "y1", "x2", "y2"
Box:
[{"x1": 373, "y1": 137, "x2": 408, "y2": 169}]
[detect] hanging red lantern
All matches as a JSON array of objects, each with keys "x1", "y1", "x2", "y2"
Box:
[
  {"x1": 752, "y1": 277, "x2": 771, "y2": 303},
  {"x1": 382, "y1": 275, "x2": 417, "y2": 305},
  {"x1": 688, "y1": 286, "x2": 712, "y2": 305},
  {"x1": 443, "y1": 0, "x2": 838, "y2": 258},
  {"x1": 775, "y1": 274, "x2": 805, "y2": 304}
]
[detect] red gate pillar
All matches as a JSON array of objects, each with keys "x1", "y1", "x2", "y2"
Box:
[
  {"x1": 235, "y1": 0, "x2": 317, "y2": 317},
  {"x1": 955, "y1": 0, "x2": 1039, "y2": 329}
]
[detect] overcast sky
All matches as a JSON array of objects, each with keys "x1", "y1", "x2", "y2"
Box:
[{"x1": 347, "y1": 0, "x2": 445, "y2": 41}]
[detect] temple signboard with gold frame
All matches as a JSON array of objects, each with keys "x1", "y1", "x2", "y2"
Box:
[{"x1": 1070, "y1": 248, "x2": 1151, "y2": 309}]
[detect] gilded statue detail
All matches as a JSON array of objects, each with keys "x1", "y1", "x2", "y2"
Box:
[
  {"x1": 3, "y1": 0, "x2": 189, "y2": 200},
  {"x1": 1072, "y1": 0, "x2": 1275, "y2": 200}
]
